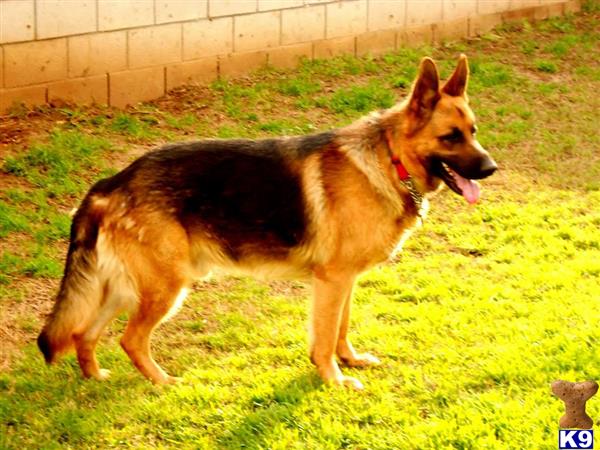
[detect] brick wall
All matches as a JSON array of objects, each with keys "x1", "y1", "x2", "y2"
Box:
[{"x1": 0, "y1": 0, "x2": 580, "y2": 113}]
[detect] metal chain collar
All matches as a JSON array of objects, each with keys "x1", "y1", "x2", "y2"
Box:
[{"x1": 400, "y1": 178, "x2": 424, "y2": 218}]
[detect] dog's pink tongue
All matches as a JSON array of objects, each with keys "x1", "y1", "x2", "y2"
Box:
[{"x1": 454, "y1": 172, "x2": 480, "y2": 204}]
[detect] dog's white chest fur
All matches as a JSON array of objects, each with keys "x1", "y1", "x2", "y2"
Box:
[{"x1": 389, "y1": 198, "x2": 429, "y2": 260}]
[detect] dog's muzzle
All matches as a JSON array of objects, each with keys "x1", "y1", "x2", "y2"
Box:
[{"x1": 432, "y1": 146, "x2": 497, "y2": 204}]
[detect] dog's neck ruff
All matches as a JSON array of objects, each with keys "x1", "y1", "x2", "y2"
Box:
[{"x1": 390, "y1": 156, "x2": 424, "y2": 216}]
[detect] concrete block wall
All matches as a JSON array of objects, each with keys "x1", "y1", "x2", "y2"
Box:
[{"x1": 0, "y1": 0, "x2": 581, "y2": 113}]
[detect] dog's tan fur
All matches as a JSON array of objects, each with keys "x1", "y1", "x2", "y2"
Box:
[{"x1": 38, "y1": 55, "x2": 496, "y2": 388}]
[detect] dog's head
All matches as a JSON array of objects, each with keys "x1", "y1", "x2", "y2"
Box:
[{"x1": 386, "y1": 55, "x2": 497, "y2": 204}]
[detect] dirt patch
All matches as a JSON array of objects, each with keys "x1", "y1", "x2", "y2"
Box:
[
  {"x1": 105, "y1": 143, "x2": 153, "y2": 169},
  {"x1": 0, "y1": 113, "x2": 47, "y2": 148},
  {"x1": 152, "y1": 85, "x2": 215, "y2": 115},
  {"x1": 0, "y1": 277, "x2": 58, "y2": 370}
]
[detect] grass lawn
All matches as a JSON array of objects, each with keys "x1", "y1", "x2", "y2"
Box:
[{"x1": 1, "y1": 6, "x2": 599, "y2": 450}]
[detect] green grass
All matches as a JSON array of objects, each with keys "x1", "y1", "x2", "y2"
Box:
[
  {"x1": 276, "y1": 77, "x2": 322, "y2": 97},
  {"x1": 0, "y1": 200, "x2": 31, "y2": 237},
  {"x1": 3, "y1": 129, "x2": 112, "y2": 196},
  {"x1": 110, "y1": 113, "x2": 152, "y2": 136},
  {"x1": 520, "y1": 39, "x2": 539, "y2": 55},
  {"x1": 164, "y1": 113, "x2": 198, "y2": 130},
  {"x1": 534, "y1": 59, "x2": 559, "y2": 73},
  {"x1": 1, "y1": 10, "x2": 599, "y2": 450},
  {"x1": 316, "y1": 80, "x2": 396, "y2": 114}
]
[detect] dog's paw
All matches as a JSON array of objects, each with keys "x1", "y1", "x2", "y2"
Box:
[
  {"x1": 93, "y1": 369, "x2": 111, "y2": 381},
  {"x1": 324, "y1": 375, "x2": 364, "y2": 390},
  {"x1": 333, "y1": 375, "x2": 364, "y2": 390},
  {"x1": 151, "y1": 375, "x2": 183, "y2": 385},
  {"x1": 340, "y1": 353, "x2": 381, "y2": 368},
  {"x1": 165, "y1": 376, "x2": 183, "y2": 385}
]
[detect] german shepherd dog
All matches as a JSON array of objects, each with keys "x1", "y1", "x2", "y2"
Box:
[{"x1": 38, "y1": 55, "x2": 496, "y2": 389}]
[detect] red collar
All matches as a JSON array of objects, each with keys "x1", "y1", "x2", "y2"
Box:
[
  {"x1": 385, "y1": 130, "x2": 424, "y2": 217},
  {"x1": 389, "y1": 155, "x2": 424, "y2": 217},
  {"x1": 391, "y1": 156, "x2": 411, "y2": 181},
  {"x1": 385, "y1": 129, "x2": 411, "y2": 181}
]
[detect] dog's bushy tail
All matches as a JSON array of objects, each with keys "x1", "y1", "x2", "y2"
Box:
[{"x1": 38, "y1": 202, "x2": 104, "y2": 364}]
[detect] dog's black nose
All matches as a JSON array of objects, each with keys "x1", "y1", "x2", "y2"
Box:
[{"x1": 478, "y1": 158, "x2": 498, "y2": 178}]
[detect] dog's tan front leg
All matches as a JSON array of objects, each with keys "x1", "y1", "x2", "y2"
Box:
[
  {"x1": 336, "y1": 287, "x2": 381, "y2": 368},
  {"x1": 310, "y1": 268, "x2": 363, "y2": 389}
]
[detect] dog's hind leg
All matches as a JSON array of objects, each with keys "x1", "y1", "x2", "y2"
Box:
[
  {"x1": 74, "y1": 281, "x2": 136, "y2": 380},
  {"x1": 120, "y1": 281, "x2": 188, "y2": 384},
  {"x1": 115, "y1": 217, "x2": 193, "y2": 384},
  {"x1": 74, "y1": 300, "x2": 119, "y2": 381},
  {"x1": 335, "y1": 286, "x2": 381, "y2": 368}
]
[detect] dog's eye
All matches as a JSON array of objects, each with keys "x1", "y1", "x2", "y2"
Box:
[
  {"x1": 471, "y1": 125, "x2": 478, "y2": 135},
  {"x1": 440, "y1": 128, "x2": 464, "y2": 143}
]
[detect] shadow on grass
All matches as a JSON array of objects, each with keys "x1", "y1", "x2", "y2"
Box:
[
  {"x1": 217, "y1": 370, "x2": 322, "y2": 449},
  {"x1": 0, "y1": 348, "x2": 158, "y2": 449},
  {"x1": 1, "y1": 345, "x2": 324, "y2": 449}
]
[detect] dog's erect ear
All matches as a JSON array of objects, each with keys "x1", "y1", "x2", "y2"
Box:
[
  {"x1": 408, "y1": 57, "x2": 440, "y2": 119},
  {"x1": 442, "y1": 54, "x2": 469, "y2": 97}
]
